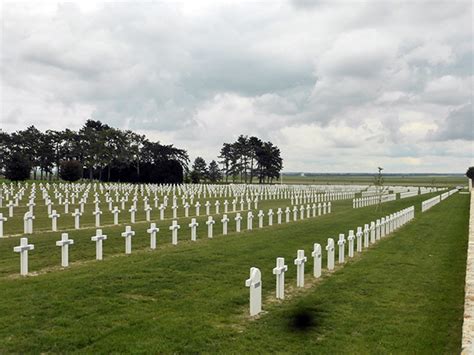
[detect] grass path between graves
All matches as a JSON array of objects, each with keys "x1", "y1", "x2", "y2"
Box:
[
  {"x1": 216, "y1": 193, "x2": 469, "y2": 353},
  {"x1": 0, "y1": 193, "x2": 468, "y2": 352}
]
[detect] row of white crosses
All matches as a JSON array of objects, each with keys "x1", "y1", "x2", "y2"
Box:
[
  {"x1": 245, "y1": 205, "x2": 416, "y2": 316},
  {"x1": 10, "y1": 199, "x2": 333, "y2": 276}
]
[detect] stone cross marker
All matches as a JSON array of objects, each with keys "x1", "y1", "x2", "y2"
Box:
[
  {"x1": 363, "y1": 224, "x2": 370, "y2": 248},
  {"x1": 247, "y1": 211, "x2": 254, "y2": 230},
  {"x1": 93, "y1": 208, "x2": 102, "y2": 227},
  {"x1": 56, "y1": 233, "x2": 74, "y2": 267},
  {"x1": 337, "y1": 234, "x2": 346, "y2": 263},
  {"x1": 195, "y1": 202, "x2": 201, "y2": 216},
  {"x1": 189, "y1": 218, "x2": 199, "y2": 241},
  {"x1": 159, "y1": 204, "x2": 166, "y2": 220},
  {"x1": 258, "y1": 210, "x2": 264, "y2": 228},
  {"x1": 206, "y1": 216, "x2": 215, "y2": 238},
  {"x1": 292, "y1": 206, "x2": 298, "y2": 221},
  {"x1": 221, "y1": 214, "x2": 229, "y2": 235},
  {"x1": 205, "y1": 201, "x2": 211, "y2": 215},
  {"x1": 129, "y1": 206, "x2": 137, "y2": 223},
  {"x1": 347, "y1": 230, "x2": 355, "y2": 258},
  {"x1": 91, "y1": 229, "x2": 107, "y2": 260},
  {"x1": 215, "y1": 200, "x2": 220, "y2": 215},
  {"x1": 72, "y1": 209, "x2": 81, "y2": 229},
  {"x1": 8, "y1": 200, "x2": 14, "y2": 217},
  {"x1": 268, "y1": 209, "x2": 274, "y2": 226},
  {"x1": 121, "y1": 226, "x2": 135, "y2": 254},
  {"x1": 169, "y1": 220, "x2": 180, "y2": 245},
  {"x1": 23, "y1": 211, "x2": 35, "y2": 234},
  {"x1": 294, "y1": 249, "x2": 307, "y2": 287},
  {"x1": 245, "y1": 267, "x2": 262, "y2": 316},
  {"x1": 285, "y1": 207, "x2": 290, "y2": 223},
  {"x1": 49, "y1": 210, "x2": 60, "y2": 232},
  {"x1": 145, "y1": 205, "x2": 152, "y2": 222},
  {"x1": 272, "y1": 257, "x2": 288, "y2": 299},
  {"x1": 13, "y1": 237, "x2": 34, "y2": 276},
  {"x1": 356, "y1": 227, "x2": 363, "y2": 252},
  {"x1": 277, "y1": 208, "x2": 282, "y2": 224},
  {"x1": 147, "y1": 223, "x2": 159, "y2": 249},
  {"x1": 235, "y1": 213, "x2": 242, "y2": 232},
  {"x1": 370, "y1": 221, "x2": 376, "y2": 244},
  {"x1": 0, "y1": 213, "x2": 7, "y2": 238},
  {"x1": 326, "y1": 238, "x2": 335, "y2": 270},
  {"x1": 312, "y1": 243, "x2": 322, "y2": 278}
]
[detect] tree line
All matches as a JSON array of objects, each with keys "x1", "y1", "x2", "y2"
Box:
[
  {"x1": 0, "y1": 122, "x2": 283, "y2": 183},
  {"x1": 190, "y1": 135, "x2": 283, "y2": 183}
]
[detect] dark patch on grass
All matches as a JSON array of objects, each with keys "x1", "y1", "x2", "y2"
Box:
[{"x1": 287, "y1": 304, "x2": 321, "y2": 332}]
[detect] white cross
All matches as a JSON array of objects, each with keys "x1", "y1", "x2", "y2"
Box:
[
  {"x1": 144, "y1": 204, "x2": 152, "y2": 222},
  {"x1": 93, "y1": 208, "x2": 102, "y2": 227},
  {"x1": 49, "y1": 210, "x2": 60, "y2": 231},
  {"x1": 375, "y1": 219, "x2": 381, "y2": 240},
  {"x1": 257, "y1": 210, "x2": 264, "y2": 228},
  {"x1": 169, "y1": 220, "x2": 180, "y2": 245},
  {"x1": 356, "y1": 227, "x2": 363, "y2": 252},
  {"x1": 71, "y1": 209, "x2": 82, "y2": 229},
  {"x1": 129, "y1": 206, "x2": 137, "y2": 223},
  {"x1": 91, "y1": 229, "x2": 107, "y2": 260},
  {"x1": 172, "y1": 204, "x2": 178, "y2": 219},
  {"x1": 327, "y1": 202, "x2": 332, "y2": 214},
  {"x1": 206, "y1": 216, "x2": 215, "y2": 238},
  {"x1": 364, "y1": 224, "x2": 370, "y2": 248},
  {"x1": 184, "y1": 203, "x2": 190, "y2": 217},
  {"x1": 234, "y1": 213, "x2": 242, "y2": 232},
  {"x1": 268, "y1": 209, "x2": 274, "y2": 226},
  {"x1": 293, "y1": 206, "x2": 298, "y2": 221},
  {"x1": 221, "y1": 214, "x2": 229, "y2": 235},
  {"x1": 245, "y1": 267, "x2": 262, "y2": 316},
  {"x1": 13, "y1": 237, "x2": 34, "y2": 276},
  {"x1": 247, "y1": 211, "x2": 253, "y2": 230},
  {"x1": 294, "y1": 249, "x2": 307, "y2": 287},
  {"x1": 300, "y1": 205, "x2": 305, "y2": 220},
  {"x1": 311, "y1": 243, "x2": 322, "y2": 278},
  {"x1": 0, "y1": 213, "x2": 7, "y2": 238},
  {"x1": 215, "y1": 200, "x2": 220, "y2": 214},
  {"x1": 337, "y1": 234, "x2": 346, "y2": 264},
  {"x1": 276, "y1": 208, "x2": 282, "y2": 224},
  {"x1": 188, "y1": 218, "x2": 199, "y2": 241},
  {"x1": 56, "y1": 233, "x2": 74, "y2": 267},
  {"x1": 121, "y1": 226, "x2": 135, "y2": 254},
  {"x1": 7, "y1": 200, "x2": 14, "y2": 217},
  {"x1": 195, "y1": 202, "x2": 201, "y2": 216},
  {"x1": 147, "y1": 223, "x2": 159, "y2": 249},
  {"x1": 223, "y1": 200, "x2": 229, "y2": 213},
  {"x1": 370, "y1": 221, "x2": 376, "y2": 244},
  {"x1": 326, "y1": 238, "x2": 335, "y2": 270},
  {"x1": 159, "y1": 204, "x2": 166, "y2": 220},
  {"x1": 23, "y1": 211, "x2": 35, "y2": 234},
  {"x1": 272, "y1": 257, "x2": 288, "y2": 299},
  {"x1": 205, "y1": 201, "x2": 211, "y2": 215},
  {"x1": 347, "y1": 230, "x2": 355, "y2": 258},
  {"x1": 63, "y1": 199, "x2": 69, "y2": 213}
]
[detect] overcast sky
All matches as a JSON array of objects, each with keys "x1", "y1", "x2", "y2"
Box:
[{"x1": 1, "y1": 0, "x2": 472, "y2": 173}]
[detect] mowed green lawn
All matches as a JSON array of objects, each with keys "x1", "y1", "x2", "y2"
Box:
[{"x1": 0, "y1": 193, "x2": 469, "y2": 352}]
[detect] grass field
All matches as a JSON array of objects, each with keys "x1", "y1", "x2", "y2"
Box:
[
  {"x1": 282, "y1": 174, "x2": 467, "y2": 187},
  {"x1": 0, "y1": 191, "x2": 468, "y2": 352}
]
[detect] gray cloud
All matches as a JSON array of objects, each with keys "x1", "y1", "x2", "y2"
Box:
[{"x1": 1, "y1": 0, "x2": 473, "y2": 173}]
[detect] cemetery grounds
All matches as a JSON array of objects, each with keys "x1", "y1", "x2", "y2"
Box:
[{"x1": 0, "y1": 180, "x2": 469, "y2": 353}]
